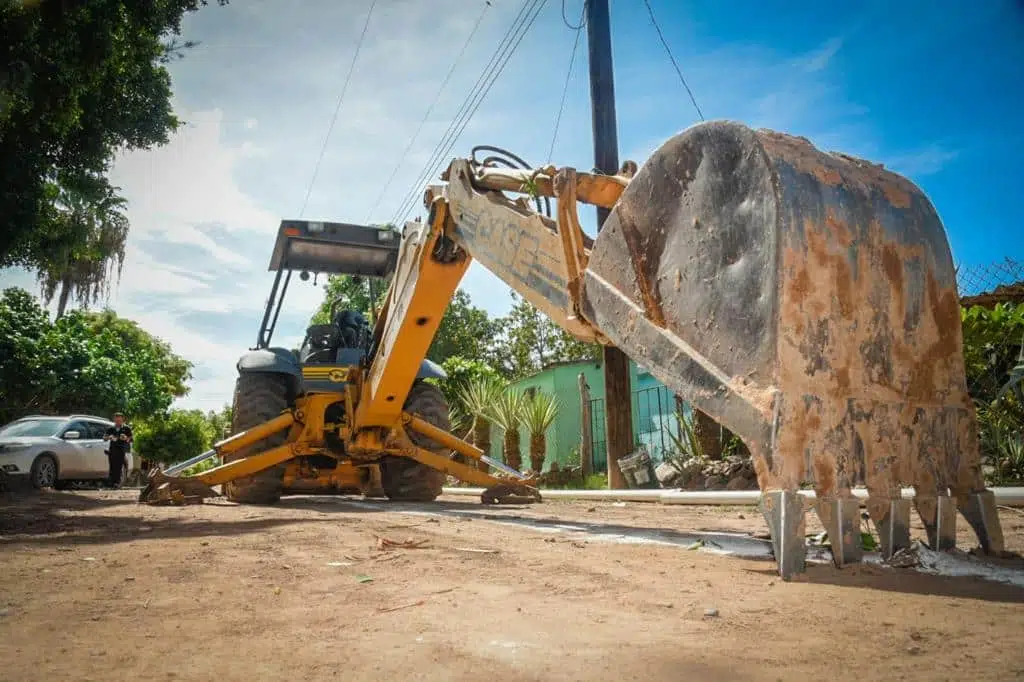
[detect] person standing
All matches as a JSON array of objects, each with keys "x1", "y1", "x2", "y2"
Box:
[{"x1": 103, "y1": 412, "x2": 133, "y2": 489}]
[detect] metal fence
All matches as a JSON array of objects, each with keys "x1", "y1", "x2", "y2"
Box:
[
  {"x1": 589, "y1": 385, "x2": 682, "y2": 474},
  {"x1": 957, "y1": 258, "x2": 1023, "y2": 302}
]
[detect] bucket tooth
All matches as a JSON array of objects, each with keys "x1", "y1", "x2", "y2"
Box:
[
  {"x1": 957, "y1": 489, "x2": 1005, "y2": 555},
  {"x1": 915, "y1": 493, "x2": 957, "y2": 551},
  {"x1": 869, "y1": 497, "x2": 912, "y2": 560},
  {"x1": 759, "y1": 489, "x2": 806, "y2": 580},
  {"x1": 815, "y1": 495, "x2": 863, "y2": 567}
]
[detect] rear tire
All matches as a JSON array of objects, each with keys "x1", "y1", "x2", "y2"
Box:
[
  {"x1": 380, "y1": 381, "x2": 451, "y2": 502},
  {"x1": 223, "y1": 372, "x2": 294, "y2": 505}
]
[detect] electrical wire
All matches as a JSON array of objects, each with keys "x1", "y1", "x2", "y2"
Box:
[
  {"x1": 297, "y1": 0, "x2": 378, "y2": 218},
  {"x1": 388, "y1": 0, "x2": 548, "y2": 227},
  {"x1": 642, "y1": 0, "x2": 705, "y2": 122},
  {"x1": 363, "y1": 0, "x2": 493, "y2": 224},
  {"x1": 387, "y1": 0, "x2": 542, "y2": 226},
  {"x1": 547, "y1": 0, "x2": 586, "y2": 163},
  {"x1": 560, "y1": 0, "x2": 586, "y2": 29}
]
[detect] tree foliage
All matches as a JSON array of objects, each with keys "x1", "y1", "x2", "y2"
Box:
[
  {"x1": 428, "y1": 289, "x2": 496, "y2": 364},
  {"x1": 0, "y1": 0, "x2": 228, "y2": 270},
  {"x1": 310, "y1": 275, "x2": 387, "y2": 326},
  {"x1": 0, "y1": 287, "x2": 192, "y2": 424},
  {"x1": 960, "y1": 302, "x2": 1024, "y2": 483},
  {"x1": 35, "y1": 180, "x2": 130, "y2": 317},
  {"x1": 427, "y1": 356, "x2": 501, "y2": 415},
  {"x1": 133, "y1": 409, "x2": 215, "y2": 465},
  {"x1": 489, "y1": 293, "x2": 600, "y2": 378}
]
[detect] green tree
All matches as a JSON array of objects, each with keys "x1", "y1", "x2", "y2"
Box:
[
  {"x1": 489, "y1": 292, "x2": 600, "y2": 378},
  {"x1": 428, "y1": 290, "x2": 496, "y2": 364},
  {"x1": 35, "y1": 181, "x2": 130, "y2": 318},
  {"x1": 83, "y1": 309, "x2": 192, "y2": 398},
  {"x1": 0, "y1": 287, "x2": 192, "y2": 423},
  {"x1": 429, "y1": 356, "x2": 501, "y2": 409},
  {"x1": 205, "y1": 404, "x2": 233, "y2": 440},
  {"x1": 134, "y1": 409, "x2": 215, "y2": 465},
  {"x1": 0, "y1": 287, "x2": 51, "y2": 421},
  {"x1": 961, "y1": 302, "x2": 1024, "y2": 482},
  {"x1": 0, "y1": 0, "x2": 228, "y2": 269},
  {"x1": 310, "y1": 275, "x2": 387, "y2": 325}
]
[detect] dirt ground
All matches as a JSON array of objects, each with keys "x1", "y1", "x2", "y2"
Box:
[{"x1": 2, "y1": 489, "x2": 1024, "y2": 682}]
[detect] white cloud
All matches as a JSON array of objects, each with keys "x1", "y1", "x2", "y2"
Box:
[{"x1": 884, "y1": 144, "x2": 961, "y2": 178}]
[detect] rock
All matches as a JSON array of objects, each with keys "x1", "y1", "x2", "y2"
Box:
[
  {"x1": 907, "y1": 646, "x2": 921, "y2": 655},
  {"x1": 655, "y1": 462, "x2": 682, "y2": 488},
  {"x1": 703, "y1": 607, "x2": 719, "y2": 618},
  {"x1": 704, "y1": 475, "x2": 727, "y2": 490},
  {"x1": 725, "y1": 475, "x2": 750, "y2": 491}
]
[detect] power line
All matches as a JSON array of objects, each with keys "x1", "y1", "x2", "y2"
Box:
[
  {"x1": 547, "y1": 1, "x2": 586, "y2": 163},
  {"x1": 642, "y1": 0, "x2": 705, "y2": 122},
  {"x1": 560, "y1": 0, "x2": 586, "y2": 29},
  {"x1": 388, "y1": 0, "x2": 542, "y2": 226},
  {"x1": 388, "y1": 0, "x2": 548, "y2": 227},
  {"x1": 363, "y1": 1, "x2": 493, "y2": 224},
  {"x1": 298, "y1": 0, "x2": 378, "y2": 218}
]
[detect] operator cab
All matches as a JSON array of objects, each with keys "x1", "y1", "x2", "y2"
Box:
[{"x1": 255, "y1": 219, "x2": 401, "y2": 354}]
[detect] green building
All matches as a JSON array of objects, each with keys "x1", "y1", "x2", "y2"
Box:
[{"x1": 485, "y1": 359, "x2": 686, "y2": 473}]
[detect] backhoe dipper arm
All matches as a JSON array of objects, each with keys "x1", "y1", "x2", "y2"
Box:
[{"x1": 353, "y1": 158, "x2": 627, "y2": 429}]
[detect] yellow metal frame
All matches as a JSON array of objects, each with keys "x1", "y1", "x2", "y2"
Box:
[{"x1": 355, "y1": 200, "x2": 472, "y2": 428}]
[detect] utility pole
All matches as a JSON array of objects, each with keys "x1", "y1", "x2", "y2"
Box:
[{"x1": 585, "y1": 0, "x2": 634, "y2": 489}]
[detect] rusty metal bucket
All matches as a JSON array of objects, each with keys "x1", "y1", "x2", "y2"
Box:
[{"x1": 581, "y1": 120, "x2": 1005, "y2": 578}]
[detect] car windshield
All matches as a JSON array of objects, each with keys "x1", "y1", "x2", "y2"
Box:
[{"x1": 0, "y1": 418, "x2": 66, "y2": 438}]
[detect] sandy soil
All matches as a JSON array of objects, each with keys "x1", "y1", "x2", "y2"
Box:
[{"x1": 1, "y1": 489, "x2": 1024, "y2": 682}]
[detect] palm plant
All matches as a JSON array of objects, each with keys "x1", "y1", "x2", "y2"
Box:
[
  {"x1": 487, "y1": 388, "x2": 526, "y2": 472},
  {"x1": 456, "y1": 375, "x2": 507, "y2": 471},
  {"x1": 666, "y1": 407, "x2": 705, "y2": 470},
  {"x1": 523, "y1": 391, "x2": 559, "y2": 473}
]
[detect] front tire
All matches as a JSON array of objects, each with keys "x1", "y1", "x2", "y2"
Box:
[
  {"x1": 223, "y1": 372, "x2": 294, "y2": 504},
  {"x1": 379, "y1": 381, "x2": 451, "y2": 502},
  {"x1": 30, "y1": 454, "x2": 58, "y2": 490}
]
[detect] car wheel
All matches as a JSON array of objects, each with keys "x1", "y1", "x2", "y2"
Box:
[{"x1": 30, "y1": 454, "x2": 58, "y2": 489}]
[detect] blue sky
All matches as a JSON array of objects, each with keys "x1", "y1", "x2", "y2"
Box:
[{"x1": 1, "y1": 0, "x2": 1022, "y2": 410}]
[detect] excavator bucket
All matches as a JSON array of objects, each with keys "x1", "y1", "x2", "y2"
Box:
[{"x1": 580, "y1": 120, "x2": 1004, "y2": 578}]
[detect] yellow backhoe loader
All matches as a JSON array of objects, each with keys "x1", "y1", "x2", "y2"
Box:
[{"x1": 141, "y1": 121, "x2": 1005, "y2": 579}]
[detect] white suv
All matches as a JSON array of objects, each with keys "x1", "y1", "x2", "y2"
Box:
[{"x1": 0, "y1": 415, "x2": 135, "y2": 490}]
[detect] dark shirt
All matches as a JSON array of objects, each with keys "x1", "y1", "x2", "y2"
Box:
[{"x1": 105, "y1": 425, "x2": 133, "y2": 456}]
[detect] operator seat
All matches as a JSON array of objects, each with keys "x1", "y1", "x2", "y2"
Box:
[{"x1": 332, "y1": 309, "x2": 371, "y2": 365}]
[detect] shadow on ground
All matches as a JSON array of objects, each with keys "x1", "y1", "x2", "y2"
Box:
[{"x1": 0, "y1": 489, "x2": 315, "y2": 547}]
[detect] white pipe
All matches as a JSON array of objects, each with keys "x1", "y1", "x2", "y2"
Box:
[{"x1": 442, "y1": 486, "x2": 1024, "y2": 507}]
